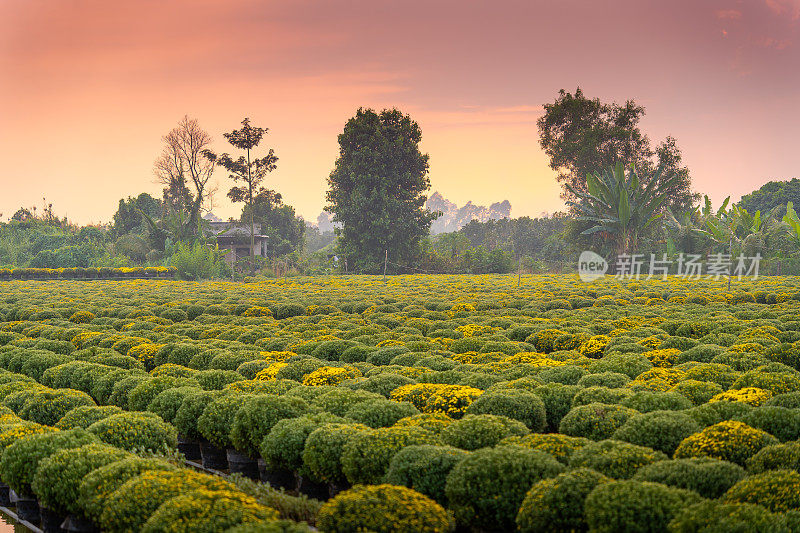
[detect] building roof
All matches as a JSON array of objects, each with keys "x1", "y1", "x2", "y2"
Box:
[{"x1": 208, "y1": 222, "x2": 268, "y2": 239}]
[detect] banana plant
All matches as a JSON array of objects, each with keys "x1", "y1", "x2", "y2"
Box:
[
  {"x1": 783, "y1": 202, "x2": 800, "y2": 246},
  {"x1": 566, "y1": 162, "x2": 680, "y2": 256},
  {"x1": 664, "y1": 206, "x2": 699, "y2": 257}
]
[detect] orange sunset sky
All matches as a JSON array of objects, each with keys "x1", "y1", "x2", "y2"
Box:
[{"x1": 1, "y1": 0, "x2": 798, "y2": 225}]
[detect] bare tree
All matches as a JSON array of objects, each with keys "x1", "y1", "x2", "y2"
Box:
[{"x1": 153, "y1": 116, "x2": 217, "y2": 236}]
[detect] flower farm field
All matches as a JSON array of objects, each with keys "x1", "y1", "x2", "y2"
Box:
[{"x1": 2, "y1": 275, "x2": 800, "y2": 531}]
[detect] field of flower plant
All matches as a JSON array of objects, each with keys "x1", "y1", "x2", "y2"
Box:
[{"x1": 1, "y1": 274, "x2": 800, "y2": 531}]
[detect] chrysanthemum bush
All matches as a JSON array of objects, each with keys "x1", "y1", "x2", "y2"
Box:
[{"x1": 4, "y1": 274, "x2": 800, "y2": 530}]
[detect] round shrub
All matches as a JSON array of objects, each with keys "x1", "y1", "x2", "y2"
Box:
[
  {"x1": 317, "y1": 484, "x2": 452, "y2": 533},
  {"x1": 55, "y1": 405, "x2": 124, "y2": 430},
  {"x1": 302, "y1": 423, "x2": 370, "y2": 484},
  {"x1": 571, "y1": 386, "x2": 633, "y2": 408},
  {"x1": 108, "y1": 375, "x2": 150, "y2": 408},
  {"x1": 747, "y1": 442, "x2": 800, "y2": 473},
  {"x1": 569, "y1": 439, "x2": 667, "y2": 479},
  {"x1": 98, "y1": 469, "x2": 233, "y2": 533},
  {"x1": 230, "y1": 395, "x2": 309, "y2": 456},
  {"x1": 19, "y1": 388, "x2": 96, "y2": 426},
  {"x1": 141, "y1": 488, "x2": 279, "y2": 533},
  {"x1": 445, "y1": 446, "x2": 565, "y2": 530},
  {"x1": 349, "y1": 373, "x2": 415, "y2": 397},
  {"x1": 344, "y1": 398, "x2": 419, "y2": 428},
  {"x1": 195, "y1": 369, "x2": 244, "y2": 390},
  {"x1": 516, "y1": 467, "x2": 610, "y2": 533},
  {"x1": 79, "y1": 456, "x2": 180, "y2": 523},
  {"x1": 588, "y1": 353, "x2": 652, "y2": 379},
  {"x1": 499, "y1": 433, "x2": 590, "y2": 464},
  {"x1": 766, "y1": 391, "x2": 800, "y2": 408},
  {"x1": 612, "y1": 411, "x2": 701, "y2": 455},
  {"x1": 88, "y1": 411, "x2": 177, "y2": 452},
  {"x1": 173, "y1": 390, "x2": 218, "y2": 441},
  {"x1": 313, "y1": 388, "x2": 384, "y2": 417},
  {"x1": 560, "y1": 403, "x2": 638, "y2": 441},
  {"x1": 440, "y1": 414, "x2": 528, "y2": 451},
  {"x1": 633, "y1": 457, "x2": 745, "y2": 499},
  {"x1": 0, "y1": 428, "x2": 98, "y2": 497},
  {"x1": 274, "y1": 303, "x2": 306, "y2": 319},
  {"x1": 537, "y1": 365, "x2": 587, "y2": 385},
  {"x1": 621, "y1": 390, "x2": 692, "y2": 412},
  {"x1": 464, "y1": 389, "x2": 546, "y2": 431},
  {"x1": 667, "y1": 500, "x2": 790, "y2": 533},
  {"x1": 584, "y1": 480, "x2": 702, "y2": 533},
  {"x1": 686, "y1": 401, "x2": 753, "y2": 427},
  {"x1": 531, "y1": 383, "x2": 580, "y2": 431},
  {"x1": 670, "y1": 379, "x2": 723, "y2": 405},
  {"x1": 577, "y1": 371, "x2": 631, "y2": 389},
  {"x1": 146, "y1": 386, "x2": 201, "y2": 424},
  {"x1": 197, "y1": 394, "x2": 250, "y2": 449},
  {"x1": 32, "y1": 443, "x2": 129, "y2": 515},
  {"x1": 674, "y1": 420, "x2": 779, "y2": 465},
  {"x1": 261, "y1": 412, "x2": 349, "y2": 473},
  {"x1": 384, "y1": 444, "x2": 468, "y2": 505},
  {"x1": 737, "y1": 405, "x2": 800, "y2": 441},
  {"x1": 128, "y1": 376, "x2": 200, "y2": 411},
  {"x1": 341, "y1": 425, "x2": 440, "y2": 485},
  {"x1": 724, "y1": 469, "x2": 800, "y2": 512}
]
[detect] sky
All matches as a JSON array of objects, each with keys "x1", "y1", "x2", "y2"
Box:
[{"x1": 0, "y1": 0, "x2": 798, "y2": 225}]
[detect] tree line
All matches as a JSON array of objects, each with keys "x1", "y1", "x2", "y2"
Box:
[{"x1": 3, "y1": 87, "x2": 799, "y2": 277}]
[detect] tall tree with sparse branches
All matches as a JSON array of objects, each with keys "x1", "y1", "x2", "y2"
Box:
[
  {"x1": 153, "y1": 115, "x2": 217, "y2": 237},
  {"x1": 204, "y1": 118, "x2": 278, "y2": 272}
]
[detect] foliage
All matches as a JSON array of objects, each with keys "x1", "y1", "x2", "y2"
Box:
[
  {"x1": 516, "y1": 467, "x2": 610, "y2": 533},
  {"x1": 317, "y1": 484, "x2": 452, "y2": 533},
  {"x1": 32, "y1": 442, "x2": 129, "y2": 515},
  {"x1": 325, "y1": 108, "x2": 437, "y2": 272},
  {"x1": 444, "y1": 445, "x2": 564, "y2": 530},
  {"x1": 584, "y1": 480, "x2": 702, "y2": 533},
  {"x1": 170, "y1": 241, "x2": 230, "y2": 280}
]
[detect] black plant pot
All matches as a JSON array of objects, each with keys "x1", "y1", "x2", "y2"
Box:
[
  {"x1": 200, "y1": 441, "x2": 228, "y2": 471},
  {"x1": 257, "y1": 459, "x2": 295, "y2": 490},
  {"x1": 61, "y1": 514, "x2": 99, "y2": 532},
  {"x1": 226, "y1": 448, "x2": 259, "y2": 480},
  {"x1": 177, "y1": 435, "x2": 202, "y2": 461},
  {"x1": 39, "y1": 504, "x2": 66, "y2": 533},
  {"x1": 14, "y1": 496, "x2": 40, "y2": 523},
  {"x1": 0, "y1": 482, "x2": 10, "y2": 506},
  {"x1": 328, "y1": 481, "x2": 350, "y2": 499},
  {"x1": 297, "y1": 476, "x2": 328, "y2": 500}
]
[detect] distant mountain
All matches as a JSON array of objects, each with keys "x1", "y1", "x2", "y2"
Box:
[{"x1": 426, "y1": 192, "x2": 511, "y2": 234}]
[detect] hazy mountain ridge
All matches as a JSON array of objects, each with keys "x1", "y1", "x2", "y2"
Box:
[{"x1": 426, "y1": 192, "x2": 512, "y2": 234}]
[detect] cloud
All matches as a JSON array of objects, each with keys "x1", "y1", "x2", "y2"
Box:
[
  {"x1": 716, "y1": 9, "x2": 742, "y2": 19},
  {"x1": 765, "y1": 0, "x2": 800, "y2": 19}
]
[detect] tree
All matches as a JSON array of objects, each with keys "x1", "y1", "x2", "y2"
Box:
[
  {"x1": 239, "y1": 188, "x2": 305, "y2": 257},
  {"x1": 111, "y1": 193, "x2": 161, "y2": 238},
  {"x1": 538, "y1": 88, "x2": 696, "y2": 211},
  {"x1": 567, "y1": 162, "x2": 680, "y2": 256},
  {"x1": 740, "y1": 178, "x2": 800, "y2": 216},
  {"x1": 325, "y1": 108, "x2": 438, "y2": 272},
  {"x1": 204, "y1": 118, "x2": 278, "y2": 272},
  {"x1": 153, "y1": 116, "x2": 217, "y2": 236}
]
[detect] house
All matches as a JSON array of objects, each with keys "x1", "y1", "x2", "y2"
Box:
[{"x1": 207, "y1": 222, "x2": 268, "y2": 265}]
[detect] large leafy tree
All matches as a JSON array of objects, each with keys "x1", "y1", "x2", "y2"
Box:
[
  {"x1": 538, "y1": 88, "x2": 696, "y2": 211},
  {"x1": 325, "y1": 108, "x2": 437, "y2": 272},
  {"x1": 204, "y1": 118, "x2": 278, "y2": 271},
  {"x1": 740, "y1": 178, "x2": 800, "y2": 216},
  {"x1": 111, "y1": 193, "x2": 161, "y2": 239}
]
